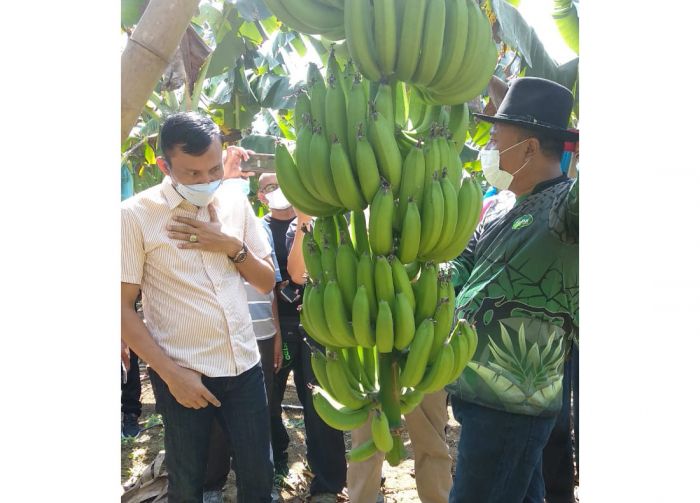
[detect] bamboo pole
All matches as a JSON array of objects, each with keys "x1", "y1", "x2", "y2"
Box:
[{"x1": 121, "y1": 0, "x2": 200, "y2": 143}]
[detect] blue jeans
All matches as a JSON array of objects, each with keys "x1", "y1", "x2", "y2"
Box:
[
  {"x1": 149, "y1": 364, "x2": 273, "y2": 503},
  {"x1": 449, "y1": 396, "x2": 557, "y2": 503}
]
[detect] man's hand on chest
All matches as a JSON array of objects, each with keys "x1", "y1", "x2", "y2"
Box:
[{"x1": 167, "y1": 203, "x2": 243, "y2": 257}]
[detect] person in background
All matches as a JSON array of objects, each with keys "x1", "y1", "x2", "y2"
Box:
[
  {"x1": 201, "y1": 170, "x2": 284, "y2": 503},
  {"x1": 121, "y1": 112, "x2": 275, "y2": 502},
  {"x1": 283, "y1": 207, "x2": 348, "y2": 503},
  {"x1": 121, "y1": 294, "x2": 143, "y2": 438},
  {"x1": 447, "y1": 77, "x2": 579, "y2": 503}
]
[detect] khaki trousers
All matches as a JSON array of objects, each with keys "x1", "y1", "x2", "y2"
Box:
[{"x1": 347, "y1": 390, "x2": 452, "y2": 503}]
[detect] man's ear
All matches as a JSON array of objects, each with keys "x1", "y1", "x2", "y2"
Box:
[
  {"x1": 526, "y1": 137, "x2": 540, "y2": 158},
  {"x1": 156, "y1": 157, "x2": 170, "y2": 176}
]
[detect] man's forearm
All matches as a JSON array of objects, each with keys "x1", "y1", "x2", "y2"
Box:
[
  {"x1": 237, "y1": 253, "x2": 275, "y2": 294},
  {"x1": 121, "y1": 308, "x2": 180, "y2": 383},
  {"x1": 288, "y1": 220, "x2": 311, "y2": 285}
]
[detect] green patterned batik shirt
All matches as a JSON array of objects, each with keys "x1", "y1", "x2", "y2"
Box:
[{"x1": 447, "y1": 174, "x2": 578, "y2": 417}]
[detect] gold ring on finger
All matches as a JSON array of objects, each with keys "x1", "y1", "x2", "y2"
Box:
[{"x1": 189, "y1": 234, "x2": 198, "y2": 243}]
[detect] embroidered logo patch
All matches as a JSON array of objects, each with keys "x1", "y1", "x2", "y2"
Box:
[{"x1": 512, "y1": 214, "x2": 534, "y2": 230}]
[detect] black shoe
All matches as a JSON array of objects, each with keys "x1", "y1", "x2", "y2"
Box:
[{"x1": 122, "y1": 413, "x2": 141, "y2": 438}]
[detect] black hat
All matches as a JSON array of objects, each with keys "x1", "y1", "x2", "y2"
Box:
[{"x1": 473, "y1": 77, "x2": 578, "y2": 141}]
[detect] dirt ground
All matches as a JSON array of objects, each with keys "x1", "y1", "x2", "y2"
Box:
[{"x1": 121, "y1": 362, "x2": 578, "y2": 502}]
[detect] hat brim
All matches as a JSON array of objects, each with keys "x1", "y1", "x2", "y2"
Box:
[{"x1": 473, "y1": 113, "x2": 579, "y2": 142}]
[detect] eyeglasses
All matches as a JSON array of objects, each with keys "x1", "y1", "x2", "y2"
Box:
[{"x1": 260, "y1": 184, "x2": 279, "y2": 194}]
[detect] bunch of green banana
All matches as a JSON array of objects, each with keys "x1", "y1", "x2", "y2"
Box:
[
  {"x1": 262, "y1": 0, "x2": 345, "y2": 40},
  {"x1": 342, "y1": 0, "x2": 498, "y2": 105}
]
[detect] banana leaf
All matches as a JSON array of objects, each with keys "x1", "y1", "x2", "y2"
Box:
[
  {"x1": 489, "y1": 0, "x2": 578, "y2": 91},
  {"x1": 553, "y1": 0, "x2": 579, "y2": 55},
  {"x1": 206, "y1": 29, "x2": 246, "y2": 78},
  {"x1": 240, "y1": 133, "x2": 277, "y2": 154},
  {"x1": 121, "y1": 0, "x2": 147, "y2": 28},
  {"x1": 234, "y1": 0, "x2": 272, "y2": 21}
]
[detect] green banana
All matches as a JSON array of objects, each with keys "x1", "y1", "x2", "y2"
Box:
[
  {"x1": 295, "y1": 89, "x2": 312, "y2": 126},
  {"x1": 463, "y1": 321, "x2": 479, "y2": 362},
  {"x1": 447, "y1": 103, "x2": 470, "y2": 152},
  {"x1": 437, "y1": 134, "x2": 461, "y2": 191},
  {"x1": 397, "y1": 198, "x2": 421, "y2": 265},
  {"x1": 321, "y1": 237, "x2": 337, "y2": 282},
  {"x1": 339, "y1": 348, "x2": 365, "y2": 393},
  {"x1": 371, "y1": 409, "x2": 394, "y2": 452},
  {"x1": 422, "y1": 135, "x2": 441, "y2": 191},
  {"x1": 393, "y1": 292, "x2": 416, "y2": 350},
  {"x1": 375, "y1": 300, "x2": 395, "y2": 353},
  {"x1": 323, "y1": 281, "x2": 358, "y2": 346},
  {"x1": 373, "y1": 0, "x2": 398, "y2": 76},
  {"x1": 415, "y1": 341, "x2": 454, "y2": 393},
  {"x1": 336, "y1": 236, "x2": 359, "y2": 313},
  {"x1": 399, "y1": 318, "x2": 435, "y2": 388},
  {"x1": 274, "y1": 142, "x2": 338, "y2": 216},
  {"x1": 330, "y1": 137, "x2": 366, "y2": 212},
  {"x1": 302, "y1": 225, "x2": 324, "y2": 282},
  {"x1": 357, "y1": 252, "x2": 378, "y2": 321},
  {"x1": 418, "y1": 172, "x2": 445, "y2": 257},
  {"x1": 310, "y1": 349, "x2": 336, "y2": 398},
  {"x1": 429, "y1": 298, "x2": 453, "y2": 362},
  {"x1": 344, "y1": 0, "x2": 383, "y2": 82},
  {"x1": 368, "y1": 182, "x2": 394, "y2": 256},
  {"x1": 397, "y1": 142, "x2": 426, "y2": 219},
  {"x1": 294, "y1": 118, "x2": 327, "y2": 203},
  {"x1": 404, "y1": 261, "x2": 420, "y2": 281},
  {"x1": 429, "y1": 0, "x2": 469, "y2": 88},
  {"x1": 308, "y1": 63, "x2": 327, "y2": 130},
  {"x1": 394, "y1": 81, "x2": 408, "y2": 128},
  {"x1": 374, "y1": 255, "x2": 395, "y2": 307},
  {"x1": 411, "y1": 0, "x2": 446, "y2": 85},
  {"x1": 430, "y1": 174, "x2": 482, "y2": 262},
  {"x1": 347, "y1": 438, "x2": 379, "y2": 463},
  {"x1": 362, "y1": 346, "x2": 378, "y2": 389},
  {"x1": 346, "y1": 345, "x2": 373, "y2": 391},
  {"x1": 368, "y1": 108, "x2": 402, "y2": 195},
  {"x1": 395, "y1": 0, "x2": 428, "y2": 81},
  {"x1": 306, "y1": 282, "x2": 341, "y2": 348},
  {"x1": 282, "y1": 0, "x2": 344, "y2": 33},
  {"x1": 334, "y1": 213, "x2": 351, "y2": 244},
  {"x1": 262, "y1": 0, "x2": 323, "y2": 34},
  {"x1": 374, "y1": 83, "x2": 394, "y2": 129},
  {"x1": 399, "y1": 388, "x2": 424, "y2": 415},
  {"x1": 445, "y1": 320, "x2": 469, "y2": 384},
  {"x1": 430, "y1": 168, "x2": 459, "y2": 256},
  {"x1": 413, "y1": 261, "x2": 438, "y2": 325},
  {"x1": 312, "y1": 387, "x2": 371, "y2": 431},
  {"x1": 390, "y1": 255, "x2": 416, "y2": 311},
  {"x1": 355, "y1": 125, "x2": 382, "y2": 204},
  {"x1": 309, "y1": 126, "x2": 342, "y2": 207},
  {"x1": 325, "y1": 351, "x2": 371, "y2": 409},
  {"x1": 350, "y1": 209, "x2": 371, "y2": 256},
  {"x1": 325, "y1": 73, "x2": 349, "y2": 152},
  {"x1": 346, "y1": 75, "x2": 368, "y2": 167},
  {"x1": 352, "y1": 285, "x2": 376, "y2": 348}
]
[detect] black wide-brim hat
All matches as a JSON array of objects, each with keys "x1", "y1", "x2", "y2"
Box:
[{"x1": 474, "y1": 77, "x2": 578, "y2": 142}]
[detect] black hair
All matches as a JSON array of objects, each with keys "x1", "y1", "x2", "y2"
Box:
[
  {"x1": 518, "y1": 129, "x2": 565, "y2": 161},
  {"x1": 159, "y1": 112, "x2": 221, "y2": 164}
]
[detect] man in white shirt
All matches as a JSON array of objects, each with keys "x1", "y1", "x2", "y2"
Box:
[{"x1": 121, "y1": 112, "x2": 275, "y2": 502}]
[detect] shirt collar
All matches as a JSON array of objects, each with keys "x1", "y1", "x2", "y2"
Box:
[
  {"x1": 161, "y1": 176, "x2": 187, "y2": 210},
  {"x1": 515, "y1": 174, "x2": 568, "y2": 205}
]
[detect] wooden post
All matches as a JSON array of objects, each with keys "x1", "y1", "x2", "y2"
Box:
[{"x1": 121, "y1": 0, "x2": 200, "y2": 143}]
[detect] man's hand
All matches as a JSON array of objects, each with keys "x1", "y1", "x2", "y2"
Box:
[
  {"x1": 164, "y1": 366, "x2": 222, "y2": 409},
  {"x1": 168, "y1": 204, "x2": 242, "y2": 256},
  {"x1": 223, "y1": 145, "x2": 256, "y2": 179},
  {"x1": 121, "y1": 340, "x2": 131, "y2": 370},
  {"x1": 273, "y1": 332, "x2": 282, "y2": 374}
]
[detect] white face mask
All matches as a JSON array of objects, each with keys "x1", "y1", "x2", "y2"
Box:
[
  {"x1": 266, "y1": 188, "x2": 292, "y2": 210},
  {"x1": 170, "y1": 172, "x2": 223, "y2": 207},
  {"x1": 222, "y1": 177, "x2": 251, "y2": 197},
  {"x1": 479, "y1": 138, "x2": 531, "y2": 191}
]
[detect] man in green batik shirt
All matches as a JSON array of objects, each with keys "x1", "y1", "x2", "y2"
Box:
[{"x1": 447, "y1": 77, "x2": 579, "y2": 503}]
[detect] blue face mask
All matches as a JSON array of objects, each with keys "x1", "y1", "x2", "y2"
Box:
[{"x1": 170, "y1": 172, "x2": 223, "y2": 207}]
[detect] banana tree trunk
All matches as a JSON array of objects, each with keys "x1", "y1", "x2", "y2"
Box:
[{"x1": 121, "y1": 0, "x2": 200, "y2": 143}]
